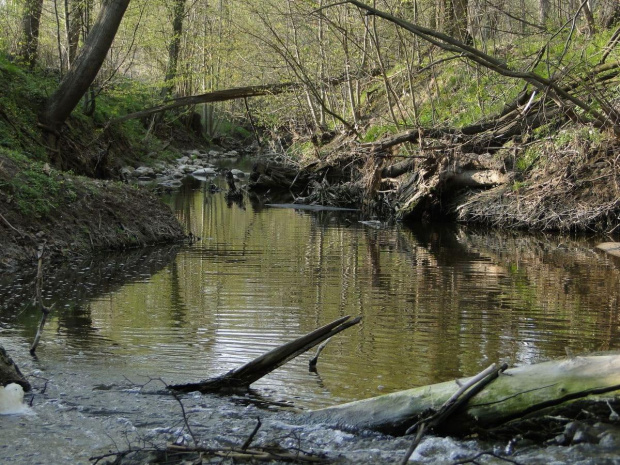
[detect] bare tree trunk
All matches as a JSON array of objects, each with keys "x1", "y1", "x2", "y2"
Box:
[
  {"x1": 539, "y1": 0, "x2": 550, "y2": 26},
  {"x1": 40, "y1": 0, "x2": 131, "y2": 135},
  {"x1": 19, "y1": 0, "x2": 44, "y2": 68},
  {"x1": 582, "y1": 1, "x2": 597, "y2": 36},
  {"x1": 453, "y1": 0, "x2": 471, "y2": 43},
  {"x1": 66, "y1": 0, "x2": 85, "y2": 66},
  {"x1": 599, "y1": 0, "x2": 620, "y2": 28},
  {"x1": 161, "y1": 0, "x2": 186, "y2": 98}
]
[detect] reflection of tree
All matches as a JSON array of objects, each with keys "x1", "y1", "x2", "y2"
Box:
[
  {"x1": 172, "y1": 178, "x2": 202, "y2": 232},
  {"x1": 0, "y1": 246, "x2": 180, "y2": 345},
  {"x1": 168, "y1": 260, "x2": 188, "y2": 328},
  {"x1": 56, "y1": 302, "x2": 106, "y2": 348}
]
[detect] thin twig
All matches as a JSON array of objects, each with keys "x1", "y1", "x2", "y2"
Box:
[
  {"x1": 309, "y1": 338, "x2": 331, "y2": 370},
  {"x1": 30, "y1": 245, "x2": 52, "y2": 356},
  {"x1": 401, "y1": 364, "x2": 508, "y2": 464},
  {"x1": 241, "y1": 417, "x2": 262, "y2": 451},
  {"x1": 0, "y1": 212, "x2": 25, "y2": 237}
]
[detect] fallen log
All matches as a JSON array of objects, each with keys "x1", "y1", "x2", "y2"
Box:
[
  {"x1": 170, "y1": 315, "x2": 361, "y2": 393},
  {"x1": 306, "y1": 353, "x2": 620, "y2": 436},
  {"x1": 442, "y1": 169, "x2": 509, "y2": 188},
  {"x1": 114, "y1": 83, "x2": 297, "y2": 123}
]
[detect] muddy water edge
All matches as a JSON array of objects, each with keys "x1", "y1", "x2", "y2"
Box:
[{"x1": 1, "y1": 166, "x2": 620, "y2": 464}]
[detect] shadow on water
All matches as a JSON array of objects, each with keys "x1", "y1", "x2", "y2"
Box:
[
  {"x1": 0, "y1": 244, "x2": 181, "y2": 347},
  {"x1": 2, "y1": 168, "x2": 620, "y2": 463}
]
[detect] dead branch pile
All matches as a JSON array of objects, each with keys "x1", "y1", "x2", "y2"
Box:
[{"x1": 91, "y1": 444, "x2": 328, "y2": 464}]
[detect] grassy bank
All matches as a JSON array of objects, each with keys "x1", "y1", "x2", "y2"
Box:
[{"x1": 0, "y1": 54, "x2": 193, "y2": 270}]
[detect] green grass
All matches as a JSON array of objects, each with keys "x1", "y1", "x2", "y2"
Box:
[
  {"x1": 361, "y1": 124, "x2": 398, "y2": 142},
  {"x1": 0, "y1": 148, "x2": 75, "y2": 218}
]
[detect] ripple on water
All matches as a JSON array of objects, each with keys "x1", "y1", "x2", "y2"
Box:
[{"x1": 2, "y1": 175, "x2": 620, "y2": 463}]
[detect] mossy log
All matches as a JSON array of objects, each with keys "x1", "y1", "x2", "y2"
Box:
[{"x1": 307, "y1": 354, "x2": 620, "y2": 436}]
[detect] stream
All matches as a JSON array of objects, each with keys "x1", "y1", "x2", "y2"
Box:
[{"x1": 1, "y1": 159, "x2": 620, "y2": 464}]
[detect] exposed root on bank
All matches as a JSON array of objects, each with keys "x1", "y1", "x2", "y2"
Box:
[{"x1": 249, "y1": 119, "x2": 620, "y2": 233}]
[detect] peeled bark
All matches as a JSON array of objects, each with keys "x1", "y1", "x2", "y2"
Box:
[
  {"x1": 307, "y1": 354, "x2": 620, "y2": 436},
  {"x1": 443, "y1": 169, "x2": 508, "y2": 188},
  {"x1": 40, "y1": 0, "x2": 131, "y2": 132}
]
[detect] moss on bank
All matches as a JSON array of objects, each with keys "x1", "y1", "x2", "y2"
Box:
[
  {"x1": 0, "y1": 54, "x2": 193, "y2": 271},
  {"x1": 0, "y1": 148, "x2": 185, "y2": 270}
]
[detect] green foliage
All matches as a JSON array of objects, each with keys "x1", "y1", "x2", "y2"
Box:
[
  {"x1": 215, "y1": 118, "x2": 253, "y2": 140},
  {"x1": 554, "y1": 126, "x2": 605, "y2": 148},
  {"x1": 515, "y1": 146, "x2": 540, "y2": 172},
  {"x1": 287, "y1": 140, "x2": 315, "y2": 160},
  {"x1": 361, "y1": 124, "x2": 398, "y2": 143},
  {"x1": 0, "y1": 53, "x2": 52, "y2": 160},
  {"x1": 0, "y1": 149, "x2": 64, "y2": 217}
]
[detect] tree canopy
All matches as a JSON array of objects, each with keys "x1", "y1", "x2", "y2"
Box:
[{"x1": 0, "y1": 0, "x2": 618, "y2": 141}]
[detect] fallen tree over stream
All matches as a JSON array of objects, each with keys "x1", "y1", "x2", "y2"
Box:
[{"x1": 170, "y1": 315, "x2": 361, "y2": 393}]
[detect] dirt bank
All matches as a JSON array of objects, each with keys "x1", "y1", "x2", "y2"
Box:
[
  {"x1": 248, "y1": 127, "x2": 620, "y2": 234},
  {"x1": 0, "y1": 151, "x2": 185, "y2": 272}
]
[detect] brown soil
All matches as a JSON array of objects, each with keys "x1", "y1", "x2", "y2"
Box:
[
  {"x1": 454, "y1": 142, "x2": 620, "y2": 232},
  {"x1": 0, "y1": 153, "x2": 186, "y2": 272}
]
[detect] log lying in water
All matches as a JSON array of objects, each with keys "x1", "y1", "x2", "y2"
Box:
[
  {"x1": 170, "y1": 315, "x2": 361, "y2": 393},
  {"x1": 307, "y1": 354, "x2": 620, "y2": 436}
]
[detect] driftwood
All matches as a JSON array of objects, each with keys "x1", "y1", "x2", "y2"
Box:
[
  {"x1": 170, "y1": 315, "x2": 361, "y2": 393},
  {"x1": 306, "y1": 353, "x2": 620, "y2": 436},
  {"x1": 30, "y1": 245, "x2": 52, "y2": 356},
  {"x1": 596, "y1": 242, "x2": 620, "y2": 258}
]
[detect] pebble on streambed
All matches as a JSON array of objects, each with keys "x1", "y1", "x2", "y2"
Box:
[{"x1": 121, "y1": 148, "x2": 249, "y2": 189}]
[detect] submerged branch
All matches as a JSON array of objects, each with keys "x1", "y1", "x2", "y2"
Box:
[{"x1": 170, "y1": 315, "x2": 361, "y2": 392}]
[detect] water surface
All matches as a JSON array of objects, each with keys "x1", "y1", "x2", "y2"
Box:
[{"x1": 1, "y1": 169, "x2": 620, "y2": 463}]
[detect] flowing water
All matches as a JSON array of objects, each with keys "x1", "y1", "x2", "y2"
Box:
[{"x1": 2, "y1": 162, "x2": 620, "y2": 464}]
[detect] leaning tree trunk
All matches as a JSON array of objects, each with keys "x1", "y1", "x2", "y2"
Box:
[
  {"x1": 40, "y1": 0, "x2": 131, "y2": 136},
  {"x1": 19, "y1": 0, "x2": 44, "y2": 68}
]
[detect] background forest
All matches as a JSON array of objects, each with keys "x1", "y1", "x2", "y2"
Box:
[
  {"x1": 1, "y1": 0, "x2": 618, "y2": 139},
  {"x1": 1, "y1": 0, "x2": 620, "y2": 233}
]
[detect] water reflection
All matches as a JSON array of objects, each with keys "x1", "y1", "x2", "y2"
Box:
[{"x1": 2, "y1": 174, "x2": 620, "y2": 409}]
